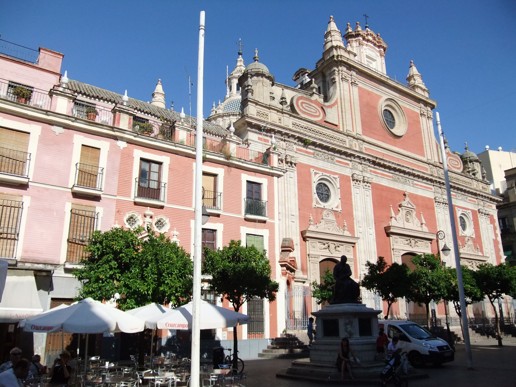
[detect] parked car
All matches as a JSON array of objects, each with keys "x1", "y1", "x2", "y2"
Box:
[{"x1": 379, "y1": 320, "x2": 455, "y2": 367}]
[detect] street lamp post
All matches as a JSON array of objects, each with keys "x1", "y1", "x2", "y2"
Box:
[
  {"x1": 436, "y1": 112, "x2": 473, "y2": 368},
  {"x1": 437, "y1": 230, "x2": 453, "y2": 347},
  {"x1": 191, "y1": 10, "x2": 206, "y2": 387}
]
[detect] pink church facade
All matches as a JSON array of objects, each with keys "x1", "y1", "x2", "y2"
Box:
[{"x1": 0, "y1": 16, "x2": 506, "y2": 361}]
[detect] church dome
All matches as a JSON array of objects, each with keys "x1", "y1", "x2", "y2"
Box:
[
  {"x1": 461, "y1": 145, "x2": 479, "y2": 162},
  {"x1": 220, "y1": 95, "x2": 241, "y2": 113},
  {"x1": 244, "y1": 49, "x2": 272, "y2": 76}
]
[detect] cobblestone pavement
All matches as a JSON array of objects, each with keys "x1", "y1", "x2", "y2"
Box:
[{"x1": 243, "y1": 336, "x2": 516, "y2": 387}]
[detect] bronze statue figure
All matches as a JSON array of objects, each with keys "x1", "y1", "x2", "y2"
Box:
[{"x1": 331, "y1": 255, "x2": 360, "y2": 304}]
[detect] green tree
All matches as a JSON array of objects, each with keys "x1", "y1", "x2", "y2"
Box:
[
  {"x1": 361, "y1": 256, "x2": 410, "y2": 319},
  {"x1": 442, "y1": 264, "x2": 482, "y2": 341},
  {"x1": 311, "y1": 269, "x2": 334, "y2": 305},
  {"x1": 473, "y1": 263, "x2": 516, "y2": 346},
  {"x1": 203, "y1": 240, "x2": 279, "y2": 371},
  {"x1": 74, "y1": 227, "x2": 193, "y2": 310},
  {"x1": 406, "y1": 254, "x2": 448, "y2": 327}
]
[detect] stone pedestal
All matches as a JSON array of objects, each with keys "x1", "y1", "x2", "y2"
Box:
[{"x1": 311, "y1": 303, "x2": 381, "y2": 365}]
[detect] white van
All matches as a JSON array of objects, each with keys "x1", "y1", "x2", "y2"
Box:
[{"x1": 378, "y1": 320, "x2": 454, "y2": 367}]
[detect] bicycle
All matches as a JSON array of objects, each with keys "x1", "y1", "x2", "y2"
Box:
[{"x1": 220, "y1": 347, "x2": 245, "y2": 375}]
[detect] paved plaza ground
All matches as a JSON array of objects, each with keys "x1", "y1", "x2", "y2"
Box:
[{"x1": 243, "y1": 336, "x2": 516, "y2": 387}]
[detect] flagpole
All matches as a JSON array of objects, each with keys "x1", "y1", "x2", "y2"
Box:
[
  {"x1": 190, "y1": 10, "x2": 205, "y2": 387},
  {"x1": 436, "y1": 112, "x2": 473, "y2": 369}
]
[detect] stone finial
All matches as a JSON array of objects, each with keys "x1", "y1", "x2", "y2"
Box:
[
  {"x1": 406, "y1": 60, "x2": 429, "y2": 97},
  {"x1": 151, "y1": 79, "x2": 166, "y2": 108}
]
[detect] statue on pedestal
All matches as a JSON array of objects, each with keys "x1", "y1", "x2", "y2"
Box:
[{"x1": 331, "y1": 255, "x2": 360, "y2": 304}]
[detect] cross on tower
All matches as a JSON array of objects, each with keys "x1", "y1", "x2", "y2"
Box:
[{"x1": 364, "y1": 14, "x2": 370, "y2": 28}]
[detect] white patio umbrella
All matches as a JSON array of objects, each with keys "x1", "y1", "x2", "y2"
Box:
[
  {"x1": 151, "y1": 300, "x2": 249, "y2": 330},
  {"x1": 22, "y1": 298, "x2": 145, "y2": 334},
  {"x1": 22, "y1": 298, "x2": 145, "y2": 371},
  {"x1": 126, "y1": 303, "x2": 172, "y2": 330},
  {"x1": 126, "y1": 303, "x2": 173, "y2": 364}
]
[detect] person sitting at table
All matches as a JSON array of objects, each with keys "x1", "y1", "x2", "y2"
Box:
[
  {"x1": 48, "y1": 350, "x2": 72, "y2": 386},
  {"x1": 0, "y1": 358, "x2": 30, "y2": 387}
]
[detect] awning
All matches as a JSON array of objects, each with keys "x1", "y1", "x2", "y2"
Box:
[{"x1": 0, "y1": 270, "x2": 43, "y2": 323}]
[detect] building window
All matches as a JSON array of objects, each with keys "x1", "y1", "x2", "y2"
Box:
[
  {"x1": 246, "y1": 234, "x2": 264, "y2": 252},
  {"x1": 66, "y1": 204, "x2": 97, "y2": 264},
  {"x1": 137, "y1": 159, "x2": 163, "y2": 201},
  {"x1": 245, "y1": 181, "x2": 266, "y2": 217},
  {"x1": 202, "y1": 173, "x2": 221, "y2": 210},
  {"x1": 0, "y1": 194, "x2": 23, "y2": 259},
  {"x1": 457, "y1": 211, "x2": 474, "y2": 237},
  {"x1": 382, "y1": 109, "x2": 396, "y2": 129},
  {"x1": 154, "y1": 216, "x2": 169, "y2": 233},
  {"x1": 312, "y1": 170, "x2": 341, "y2": 211},
  {"x1": 202, "y1": 229, "x2": 217, "y2": 251},
  {"x1": 74, "y1": 145, "x2": 102, "y2": 190},
  {"x1": 124, "y1": 212, "x2": 142, "y2": 229},
  {"x1": 379, "y1": 98, "x2": 407, "y2": 137},
  {"x1": 316, "y1": 182, "x2": 331, "y2": 203},
  {"x1": 247, "y1": 297, "x2": 264, "y2": 337},
  {"x1": 0, "y1": 127, "x2": 30, "y2": 177}
]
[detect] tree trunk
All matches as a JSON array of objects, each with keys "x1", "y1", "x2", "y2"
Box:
[
  {"x1": 453, "y1": 301, "x2": 465, "y2": 342},
  {"x1": 425, "y1": 302, "x2": 431, "y2": 328},
  {"x1": 386, "y1": 301, "x2": 393, "y2": 319},
  {"x1": 489, "y1": 298, "x2": 503, "y2": 347}
]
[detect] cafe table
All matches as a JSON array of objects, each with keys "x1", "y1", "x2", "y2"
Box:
[{"x1": 88, "y1": 374, "x2": 137, "y2": 386}]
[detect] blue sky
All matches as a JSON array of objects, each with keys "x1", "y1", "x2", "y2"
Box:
[{"x1": 1, "y1": 0, "x2": 515, "y2": 154}]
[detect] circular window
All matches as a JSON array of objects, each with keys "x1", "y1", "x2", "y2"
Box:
[
  {"x1": 383, "y1": 109, "x2": 396, "y2": 129},
  {"x1": 459, "y1": 215, "x2": 467, "y2": 232},
  {"x1": 379, "y1": 98, "x2": 407, "y2": 137},
  {"x1": 316, "y1": 182, "x2": 331, "y2": 203}
]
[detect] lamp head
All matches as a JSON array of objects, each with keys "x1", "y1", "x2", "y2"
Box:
[
  {"x1": 441, "y1": 243, "x2": 451, "y2": 257},
  {"x1": 201, "y1": 205, "x2": 210, "y2": 225}
]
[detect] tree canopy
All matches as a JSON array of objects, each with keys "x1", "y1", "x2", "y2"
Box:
[
  {"x1": 473, "y1": 263, "x2": 516, "y2": 346},
  {"x1": 74, "y1": 227, "x2": 193, "y2": 310},
  {"x1": 203, "y1": 240, "x2": 278, "y2": 311},
  {"x1": 361, "y1": 256, "x2": 410, "y2": 318},
  {"x1": 311, "y1": 269, "x2": 335, "y2": 305},
  {"x1": 406, "y1": 254, "x2": 448, "y2": 326}
]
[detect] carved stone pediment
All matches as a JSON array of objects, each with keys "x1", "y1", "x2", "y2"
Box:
[
  {"x1": 388, "y1": 192, "x2": 427, "y2": 231},
  {"x1": 459, "y1": 237, "x2": 488, "y2": 263},
  {"x1": 386, "y1": 193, "x2": 435, "y2": 260},
  {"x1": 302, "y1": 210, "x2": 357, "y2": 244}
]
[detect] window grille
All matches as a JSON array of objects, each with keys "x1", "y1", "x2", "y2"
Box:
[
  {"x1": 0, "y1": 127, "x2": 30, "y2": 177},
  {"x1": 0, "y1": 197, "x2": 23, "y2": 259},
  {"x1": 66, "y1": 205, "x2": 97, "y2": 264},
  {"x1": 247, "y1": 297, "x2": 264, "y2": 337}
]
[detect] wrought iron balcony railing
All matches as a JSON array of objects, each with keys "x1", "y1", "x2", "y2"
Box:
[
  {"x1": 244, "y1": 198, "x2": 267, "y2": 217},
  {"x1": 73, "y1": 163, "x2": 104, "y2": 191},
  {"x1": 0, "y1": 146, "x2": 31, "y2": 178},
  {"x1": 134, "y1": 178, "x2": 166, "y2": 202},
  {"x1": 202, "y1": 189, "x2": 222, "y2": 210}
]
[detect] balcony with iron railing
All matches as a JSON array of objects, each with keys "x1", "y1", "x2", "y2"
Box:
[
  {"x1": 0, "y1": 146, "x2": 31, "y2": 185},
  {"x1": 0, "y1": 78, "x2": 51, "y2": 110},
  {"x1": 244, "y1": 197, "x2": 267, "y2": 220},
  {"x1": 72, "y1": 102, "x2": 114, "y2": 125},
  {"x1": 202, "y1": 189, "x2": 222, "y2": 211},
  {"x1": 134, "y1": 178, "x2": 166, "y2": 207},
  {"x1": 71, "y1": 163, "x2": 104, "y2": 197}
]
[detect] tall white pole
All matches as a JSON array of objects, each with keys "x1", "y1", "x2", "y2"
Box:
[
  {"x1": 190, "y1": 10, "x2": 205, "y2": 387},
  {"x1": 436, "y1": 112, "x2": 473, "y2": 369}
]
